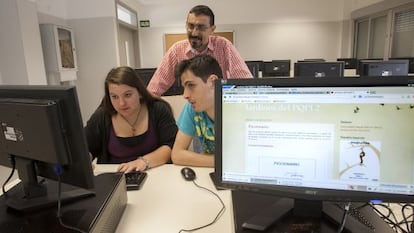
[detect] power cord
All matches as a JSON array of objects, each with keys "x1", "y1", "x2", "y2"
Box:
[
  {"x1": 401, "y1": 203, "x2": 414, "y2": 233},
  {"x1": 178, "y1": 180, "x2": 226, "y2": 233},
  {"x1": 53, "y1": 165, "x2": 87, "y2": 233},
  {"x1": 1, "y1": 155, "x2": 16, "y2": 198},
  {"x1": 371, "y1": 202, "x2": 413, "y2": 233},
  {"x1": 336, "y1": 202, "x2": 351, "y2": 233}
]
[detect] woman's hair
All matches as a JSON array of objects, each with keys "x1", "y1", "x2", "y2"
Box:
[
  {"x1": 102, "y1": 66, "x2": 172, "y2": 115},
  {"x1": 174, "y1": 54, "x2": 223, "y2": 83}
]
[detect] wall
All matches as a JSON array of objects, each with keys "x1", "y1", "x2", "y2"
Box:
[
  {"x1": 1, "y1": 0, "x2": 400, "y2": 123},
  {"x1": 134, "y1": 0, "x2": 389, "y2": 68},
  {"x1": 36, "y1": 0, "x2": 120, "y2": 123},
  {"x1": 0, "y1": 0, "x2": 47, "y2": 85}
]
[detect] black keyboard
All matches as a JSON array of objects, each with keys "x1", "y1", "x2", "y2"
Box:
[{"x1": 125, "y1": 171, "x2": 147, "y2": 191}]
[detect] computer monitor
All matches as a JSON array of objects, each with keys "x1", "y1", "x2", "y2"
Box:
[
  {"x1": 135, "y1": 68, "x2": 183, "y2": 96},
  {"x1": 135, "y1": 68, "x2": 156, "y2": 86},
  {"x1": 215, "y1": 77, "x2": 414, "y2": 231},
  {"x1": 245, "y1": 60, "x2": 264, "y2": 78},
  {"x1": 0, "y1": 85, "x2": 95, "y2": 212},
  {"x1": 359, "y1": 60, "x2": 409, "y2": 77},
  {"x1": 298, "y1": 58, "x2": 326, "y2": 62},
  {"x1": 262, "y1": 60, "x2": 291, "y2": 77},
  {"x1": 389, "y1": 57, "x2": 414, "y2": 73},
  {"x1": 337, "y1": 58, "x2": 358, "y2": 69},
  {"x1": 294, "y1": 61, "x2": 344, "y2": 77},
  {"x1": 356, "y1": 59, "x2": 383, "y2": 75}
]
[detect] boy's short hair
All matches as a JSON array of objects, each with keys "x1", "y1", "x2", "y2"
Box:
[{"x1": 174, "y1": 54, "x2": 223, "y2": 83}]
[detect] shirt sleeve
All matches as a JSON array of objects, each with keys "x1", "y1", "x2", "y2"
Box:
[
  {"x1": 227, "y1": 43, "x2": 253, "y2": 79},
  {"x1": 177, "y1": 102, "x2": 196, "y2": 136}
]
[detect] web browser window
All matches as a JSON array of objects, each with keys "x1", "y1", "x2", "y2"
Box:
[{"x1": 221, "y1": 85, "x2": 414, "y2": 195}]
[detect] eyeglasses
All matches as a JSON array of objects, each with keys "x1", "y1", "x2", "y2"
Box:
[{"x1": 186, "y1": 22, "x2": 210, "y2": 32}]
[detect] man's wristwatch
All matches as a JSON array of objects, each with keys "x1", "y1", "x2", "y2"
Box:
[{"x1": 138, "y1": 156, "x2": 150, "y2": 170}]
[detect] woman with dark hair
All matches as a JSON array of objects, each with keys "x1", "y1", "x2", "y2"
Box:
[{"x1": 85, "y1": 66, "x2": 178, "y2": 172}]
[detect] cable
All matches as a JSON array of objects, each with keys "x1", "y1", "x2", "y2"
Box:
[
  {"x1": 401, "y1": 203, "x2": 414, "y2": 233},
  {"x1": 2, "y1": 155, "x2": 16, "y2": 197},
  {"x1": 53, "y1": 165, "x2": 87, "y2": 233},
  {"x1": 178, "y1": 180, "x2": 226, "y2": 233},
  {"x1": 371, "y1": 203, "x2": 411, "y2": 233},
  {"x1": 336, "y1": 202, "x2": 351, "y2": 233}
]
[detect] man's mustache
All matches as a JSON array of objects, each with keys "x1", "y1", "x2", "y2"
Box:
[{"x1": 189, "y1": 36, "x2": 201, "y2": 40}]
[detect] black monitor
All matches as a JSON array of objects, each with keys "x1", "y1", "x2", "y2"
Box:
[
  {"x1": 389, "y1": 57, "x2": 414, "y2": 73},
  {"x1": 294, "y1": 61, "x2": 344, "y2": 77},
  {"x1": 359, "y1": 60, "x2": 409, "y2": 77},
  {"x1": 262, "y1": 60, "x2": 291, "y2": 77},
  {"x1": 337, "y1": 58, "x2": 358, "y2": 69},
  {"x1": 135, "y1": 68, "x2": 156, "y2": 86},
  {"x1": 356, "y1": 59, "x2": 383, "y2": 75},
  {"x1": 215, "y1": 77, "x2": 414, "y2": 232},
  {"x1": 136, "y1": 68, "x2": 183, "y2": 96},
  {"x1": 0, "y1": 85, "x2": 95, "y2": 212},
  {"x1": 245, "y1": 60, "x2": 264, "y2": 78},
  {"x1": 299, "y1": 58, "x2": 326, "y2": 62}
]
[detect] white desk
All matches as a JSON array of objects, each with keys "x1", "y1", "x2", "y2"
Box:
[
  {"x1": 2, "y1": 164, "x2": 410, "y2": 233},
  {"x1": 94, "y1": 164, "x2": 234, "y2": 233}
]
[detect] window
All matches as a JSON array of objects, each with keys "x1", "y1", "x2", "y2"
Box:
[
  {"x1": 391, "y1": 8, "x2": 414, "y2": 57},
  {"x1": 354, "y1": 13, "x2": 388, "y2": 59},
  {"x1": 117, "y1": 3, "x2": 137, "y2": 27},
  {"x1": 353, "y1": 3, "x2": 414, "y2": 59}
]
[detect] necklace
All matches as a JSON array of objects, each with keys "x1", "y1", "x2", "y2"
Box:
[{"x1": 120, "y1": 107, "x2": 142, "y2": 136}]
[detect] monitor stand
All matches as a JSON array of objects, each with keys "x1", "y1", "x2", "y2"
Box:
[
  {"x1": 0, "y1": 173, "x2": 126, "y2": 233},
  {"x1": 2, "y1": 158, "x2": 95, "y2": 213},
  {"x1": 4, "y1": 180, "x2": 95, "y2": 212},
  {"x1": 231, "y1": 190, "x2": 396, "y2": 233}
]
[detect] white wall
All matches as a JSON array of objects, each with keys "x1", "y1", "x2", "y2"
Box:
[
  {"x1": 139, "y1": 21, "x2": 343, "y2": 68},
  {"x1": 134, "y1": 0, "x2": 413, "y2": 69},
  {"x1": 1, "y1": 0, "x2": 405, "y2": 123},
  {"x1": 137, "y1": 0, "x2": 348, "y2": 68},
  {"x1": 0, "y1": 0, "x2": 47, "y2": 85},
  {"x1": 35, "y1": 0, "x2": 120, "y2": 123}
]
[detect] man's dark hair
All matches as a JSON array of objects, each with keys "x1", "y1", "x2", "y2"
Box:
[
  {"x1": 174, "y1": 54, "x2": 223, "y2": 83},
  {"x1": 189, "y1": 5, "x2": 215, "y2": 26}
]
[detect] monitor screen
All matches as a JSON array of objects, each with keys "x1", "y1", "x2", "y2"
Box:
[
  {"x1": 294, "y1": 61, "x2": 344, "y2": 77},
  {"x1": 0, "y1": 85, "x2": 95, "y2": 212},
  {"x1": 262, "y1": 60, "x2": 291, "y2": 77},
  {"x1": 359, "y1": 60, "x2": 409, "y2": 77},
  {"x1": 245, "y1": 60, "x2": 263, "y2": 78},
  {"x1": 215, "y1": 77, "x2": 414, "y2": 230}
]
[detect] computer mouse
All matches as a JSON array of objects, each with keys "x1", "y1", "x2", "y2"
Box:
[{"x1": 181, "y1": 167, "x2": 196, "y2": 181}]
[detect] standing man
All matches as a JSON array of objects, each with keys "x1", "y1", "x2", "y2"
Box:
[{"x1": 147, "y1": 5, "x2": 252, "y2": 96}]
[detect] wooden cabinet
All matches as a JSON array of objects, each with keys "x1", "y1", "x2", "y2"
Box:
[{"x1": 40, "y1": 24, "x2": 78, "y2": 83}]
